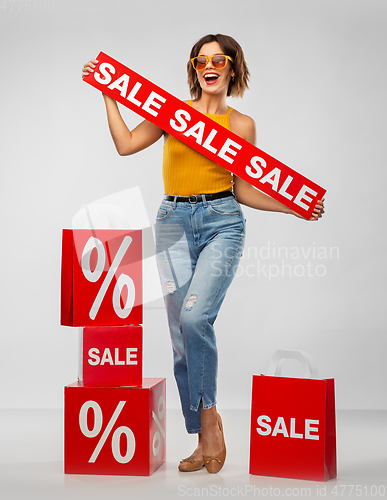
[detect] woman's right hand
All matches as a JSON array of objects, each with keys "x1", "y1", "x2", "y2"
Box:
[
  {"x1": 81, "y1": 57, "x2": 163, "y2": 155},
  {"x1": 82, "y1": 59, "x2": 98, "y2": 79}
]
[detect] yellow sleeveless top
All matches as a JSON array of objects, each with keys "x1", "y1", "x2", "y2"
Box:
[{"x1": 162, "y1": 101, "x2": 234, "y2": 195}]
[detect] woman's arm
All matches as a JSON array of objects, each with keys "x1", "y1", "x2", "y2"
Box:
[
  {"x1": 234, "y1": 177, "x2": 325, "y2": 220},
  {"x1": 102, "y1": 95, "x2": 163, "y2": 155},
  {"x1": 230, "y1": 110, "x2": 325, "y2": 221},
  {"x1": 83, "y1": 59, "x2": 164, "y2": 156}
]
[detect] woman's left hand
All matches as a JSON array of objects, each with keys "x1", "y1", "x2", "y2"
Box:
[
  {"x1": 309, "y1": 198, "x2": 325, "y2": 220},
  {"x1": 293, "y1": 199, "x2": 325, "y2": 221}
]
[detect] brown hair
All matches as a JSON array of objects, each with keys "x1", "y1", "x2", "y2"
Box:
[{"x1": 187, "y1": 34, "x2": 250, "y2": 100}]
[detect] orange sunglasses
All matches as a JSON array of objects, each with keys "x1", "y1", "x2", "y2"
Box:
[{"x1": 190, "y1": 55, "x2": 233, "y2": 71}]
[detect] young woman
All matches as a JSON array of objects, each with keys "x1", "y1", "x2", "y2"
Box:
[{"x1": 82, "y1": 33, "x2": 324, "y2": 474}]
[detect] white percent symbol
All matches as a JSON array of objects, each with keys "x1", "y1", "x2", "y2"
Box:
[
  {"x1": 79, "y1": 400, "x2": 136, "y2": 464},
  {"x1": 81, "y1": 236, "x2": 135, "y2": 320},
  {"x1": 152, "y1": 394, "x2": 165, "y2": 456}
]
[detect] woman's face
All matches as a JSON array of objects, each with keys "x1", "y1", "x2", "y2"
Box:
[{"x1": 195, "y1": 41, "x2": 234, "y2": 97}]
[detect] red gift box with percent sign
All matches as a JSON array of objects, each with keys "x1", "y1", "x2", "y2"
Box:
[
  {"x1": 79, "y1": 325, "x2": 143, "y2": 387},
  {"x1": 64, "y1": 378, "x2": 166, "y2": 476},
  {"x1": 61, "y1": 229, "x2": 142, "y2": 327}
]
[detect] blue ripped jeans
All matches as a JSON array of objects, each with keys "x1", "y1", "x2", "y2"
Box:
[{"x1": 155, "y1": 194, "x2": 245, "y2": 433}]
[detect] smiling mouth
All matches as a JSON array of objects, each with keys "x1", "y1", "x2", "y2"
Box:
[{"x1": 203, "y1": 73, "x2": 220, "y2": 84}]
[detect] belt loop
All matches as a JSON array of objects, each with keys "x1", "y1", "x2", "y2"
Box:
[
  {"x1": 173, "y1": 195, "x2": 178, "y2": 209},
  {"x1": 202, "y1": 194, "x2": 207, "y2": 207}
]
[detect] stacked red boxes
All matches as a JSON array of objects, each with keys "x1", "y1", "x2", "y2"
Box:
[{"x1": 61, "y1": 229, "x2": 166, "y2": 476}]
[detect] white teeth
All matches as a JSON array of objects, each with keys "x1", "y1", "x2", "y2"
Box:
[{"x1": 204, "y1": 74, "x2": 219, "y2": 81}]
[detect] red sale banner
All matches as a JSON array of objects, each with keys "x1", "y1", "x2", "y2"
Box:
[
  {"x1": 61, "y1": 229, "x2": 142, "y2": 327},
  {"x1": 83, "y1": 52, "x2": 326, "y2": 218}
]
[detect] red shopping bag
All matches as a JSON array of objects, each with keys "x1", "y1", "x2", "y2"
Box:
[
  {"x1": 61, "y1": 229, "x2": 142, "y2": 327},
  {"x1": 249, "y1": 350, "x2": 337, "y2": 481},
  {"x1": 79, "y1": 325, "x2": 143, "y2": 387},
  {"x1": 64, "y1": 378, "x2": 166, "y2": 475}
]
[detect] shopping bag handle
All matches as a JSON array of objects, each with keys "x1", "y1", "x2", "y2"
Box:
[{"x1": 267, "y1": 350, "x2": 319, "y2": 378}]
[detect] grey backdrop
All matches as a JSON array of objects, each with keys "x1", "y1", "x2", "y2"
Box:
[{"x1": 1, "y1": 0, "x2": 386, "y2": 410}]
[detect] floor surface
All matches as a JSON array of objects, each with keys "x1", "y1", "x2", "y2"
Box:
[{"x1": 0, "y1": 409, "x2": 386, "y2": 500}]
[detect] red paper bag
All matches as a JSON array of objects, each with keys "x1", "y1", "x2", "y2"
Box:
[
  {"x1": 61, "y1": 229, "x2": 142, "y2": 327},
  {"x1": 79, "y1": 325, "x2": 143, "y2": 387},
  {"x1": 64, "y1": 378, "x2": 166, "y2": 476},
  {"x1": 249, "y1": 350, "x2": 337, "y2": 481}
]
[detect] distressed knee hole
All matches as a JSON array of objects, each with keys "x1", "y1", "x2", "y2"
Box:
[
  {"x1": 166, "y1": 280, "x2": 176, "y2": 293},
  {"x1": 185, "y1": 295, "x2": 197, "y2": 309}
]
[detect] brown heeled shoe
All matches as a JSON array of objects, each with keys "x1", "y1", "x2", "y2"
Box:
[
  {"x1": 203, "y1": 413, "x2": 226, "y2": 474},
  {"x1": 178, "y1": 456, "x2": 205, "y2": 472}
]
